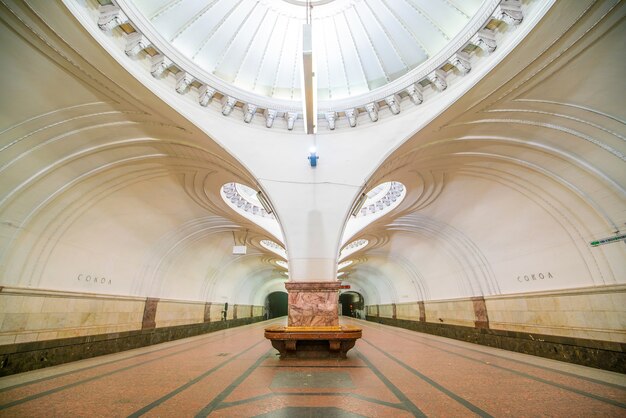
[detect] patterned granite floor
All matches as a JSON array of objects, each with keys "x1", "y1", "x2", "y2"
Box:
[{"x1": 0, "y1": 318, "x2": 624, "y2": 417}]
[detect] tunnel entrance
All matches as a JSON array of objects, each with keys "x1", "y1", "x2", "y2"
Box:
[
  {"x1": 339, "y1": 291, "x2": 365, "y2": 319},
  {"x1": 266, "y1": 291, "x2": 288, "y2": 319}
]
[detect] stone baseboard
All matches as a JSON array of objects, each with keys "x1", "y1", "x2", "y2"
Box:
[
  {"x1": 365, "y1": 316, "x2": 625, "y2": 373},
  {"x1": 0, "y1": 316, "x2": 265, "y2": 376}
]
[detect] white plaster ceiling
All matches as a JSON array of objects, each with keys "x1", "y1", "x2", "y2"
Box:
[
  {"x1": 0, "y1": 0, "x2": 623, "y2": 309},
  {"x1": 127, "y1": 0, "x2": 485, "y2": 102}
]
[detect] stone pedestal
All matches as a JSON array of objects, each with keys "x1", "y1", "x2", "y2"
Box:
[
  {"x1": 286, "y1": 281, "x2": 340, "y2": 327},
  {"x1": 265, "y1": 281, "x2": 361, "y2": 358}
]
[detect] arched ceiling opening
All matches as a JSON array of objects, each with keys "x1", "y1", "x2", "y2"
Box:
[
  {"x1": 221, "y1": 182, "x2": 284, "y2": 241},
  {"x1": 341, "y1": 181, "x2": 405, "y2": 245}
]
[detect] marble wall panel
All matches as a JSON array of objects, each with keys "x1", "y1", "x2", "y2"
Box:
[
  {"x1": 0, "y1": 288, "x2": 144, "y2": 344},
  {"x1": 0, "y1": 287, "x2": 265, "y2": 345},
  {"x1": 486, "y1": 285, "x2": 626, "y2": 342},
  {"x1": 154, "y1": 300, "x2": 204, "y2": 328},
  {"x1": 367, "y1": 285, "x2": 626, "y2": 343},
  {"x1": 424, "y1": 299, "x2": 476, "y2": 327},
  {"x1": 395, "y1": 302, "x2": 421, "y2": 321},
  {"x1": 285, "y1": 282, "x2": 340, "y2": 327}
]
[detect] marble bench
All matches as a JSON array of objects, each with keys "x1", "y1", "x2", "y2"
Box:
[{"x1": 265, "y1": 325, "x2": 362, "y2": 359}]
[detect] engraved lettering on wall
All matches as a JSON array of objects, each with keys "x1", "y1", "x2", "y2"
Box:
[
  {"x1": 516, "y1": 272, "x2": 554, "y2": 282},
  {"x1": 77, "y1": 274, "x2": 112, "y2": 285}
]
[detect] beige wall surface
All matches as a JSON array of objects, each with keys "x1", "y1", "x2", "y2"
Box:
[
  {"x1": 368, "y1": 285, "x2": 626, "y2": 343},
  {"x1": 486, "y1": 285, "x2": 626, "y2": 342},
  {"x1": 155, "y1": 300, "x2": 205, "y2": 328},
  {"x1": 0, "y1": 287, "x2": 264, "y2": 345},
  {"x1": 395, "y1": 302, "x2": 421, "y2": 321},
  {"x1": 0, "y1": 288, "x2": 144, "y2": 345},
  {"x1": 423, "y1": 299, "x2": 476, "y2": 327}
]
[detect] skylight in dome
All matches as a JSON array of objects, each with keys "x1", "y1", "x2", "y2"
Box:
[
  {"x1": 366, "y1": 184, "x2": 388, "y2": 199},
  {"x1": 222, "y1": 183, "x2": 273, "y2": 218},
  {"x1": 260, "y1": 240, "x2": 287, "y2": 259},
  {"x1": 124, "y1": 0, "x2": 487, "y2": 103},
  {"x1": 358, "y1": 182, "x2": 404, "y2": 218},
  {"x1": 338, "y1": 260, "x2": 353, "y2": 270},
  {"x1": 341, "y1": 181, "x2": 406, "y2": 246},
  {"x1": 340, "y1": 239, "x2": 368, "y2": 260},
  {"x1": 220, "y1": 182, "x2": 284, "y2": 242}
]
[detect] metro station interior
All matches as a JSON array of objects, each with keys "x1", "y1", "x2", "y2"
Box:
[{"x1": 0, "y1": 0, "x2": 624, "y2": 416}]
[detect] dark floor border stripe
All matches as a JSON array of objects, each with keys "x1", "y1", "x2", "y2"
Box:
[
  {"x1": 217, "y1": 391, "x2": 407, "y2": 412},
  {"x1": 194, "y1": 349, "x2": 273, "y2": 417},
  {"x1": 486, "y1": 359, "x2": 626, "y2": 409},
  {"x1": 356, "y1": 319, "x2": 626, "y2": 391},
  {"x1": 0, "y1": 316, "x2": 269, "y2": 377},
  {"x1": 354, "y1": 349, "x2": 427, "y2": 417},
  {"x1": 128, "y1": 340, "x2": 269, "y2": 417},
  {"x1": 258, "y1": 365, "x2": 368, "y2": 368},
  {"x1": 357, "y1": 321, "x2": 626, "y2": 409},
  {"x1": 361, "y1": 338, "x2": 494, "y2": 418},
  {"x1": 0, "y1": 319, "x2": 278, "y2": 393}
]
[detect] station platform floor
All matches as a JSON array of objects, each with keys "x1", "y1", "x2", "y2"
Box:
[{"x1": 0, "y1": 318, "x2": 624, "y2": 417}]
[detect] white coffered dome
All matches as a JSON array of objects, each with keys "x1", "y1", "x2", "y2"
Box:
[
  {"x1": 88, "y1": 0, "x2": 532, "y2": 129},
  {"x1": 128, "y1": 0, "x2": 485, "y2": 102}
]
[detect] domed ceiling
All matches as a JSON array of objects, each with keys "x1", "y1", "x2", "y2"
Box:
[{"x1": 123, "y1": 0, "x2": 486, "y2": 103}]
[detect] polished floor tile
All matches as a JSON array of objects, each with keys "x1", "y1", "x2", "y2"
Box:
[{"x1": 0, "y1": 318, "x2": 624, "y2": 417}]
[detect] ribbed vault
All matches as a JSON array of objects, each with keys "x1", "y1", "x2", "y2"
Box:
[
  {"x1": 0, "y1": 0, "x2": 289, "y2": 307},
  {"x1": 0, "y1": 0, "x2": 624, "y2": 313},
  {"x1": 339, "y1": 0, "x2": 625, "y2": 302}
]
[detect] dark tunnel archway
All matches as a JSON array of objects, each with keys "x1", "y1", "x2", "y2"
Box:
[
  {"x1": 339, "y1": 291, "x2": 365, "y2": 318},
  {"x1": 266, "y1": 291, "x2": 288, "y2": 319}
]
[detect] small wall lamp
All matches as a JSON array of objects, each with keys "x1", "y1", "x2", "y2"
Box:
[{"x1": 308, "y1": 146, "x2": 319, "y2": 167}]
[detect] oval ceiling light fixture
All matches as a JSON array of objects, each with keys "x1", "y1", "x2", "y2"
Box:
[
  {"x1": 260, "y1": 239, "x2": 288, "y2": 259},
  {"x1": 337, "y1": 271, "x2": 346, "y2": 277},
  {"x1": 338, "y1": 260, "x2": 353, "y2": 270},
  {"x1": 358, "y1": 182, "x2": 405, "y2": 217},
  {"x1": 276, "y1": 260, "x2": 289, "y2": 269},
  {"x1": 342, "y1": 181, "x2": 406, "y2": 245},
  {"x1": 339, "y1": 239, "x2": 368, "y2": 261},
  {"x1": 221, "y1": 182, "x2": 283, "y2": 241}
]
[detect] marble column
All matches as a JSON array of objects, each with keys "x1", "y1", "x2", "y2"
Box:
[{"x1": 285, "y1": 281, "x2": 340, "y2": 328}]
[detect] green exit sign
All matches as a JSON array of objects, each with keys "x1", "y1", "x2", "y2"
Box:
[{"x1": 590, "y1": 234, "x2": 626, "y2": 247}]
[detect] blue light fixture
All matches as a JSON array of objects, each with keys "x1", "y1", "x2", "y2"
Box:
[{"x1": 308, "y1": 146, "x2": 319, "y2": 167}]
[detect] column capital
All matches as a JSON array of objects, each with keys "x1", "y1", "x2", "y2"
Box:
[{"x1": 285, "y1": 281, "x2": 341, "y2": 292}]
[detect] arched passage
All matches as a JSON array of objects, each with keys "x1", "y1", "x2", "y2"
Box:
[
  {"x1": 265, "y1": 291, "x2": 288, "y2": 319},
  {"x1": 339, "y1": 291, "x2": 365, "y2": 319}
]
